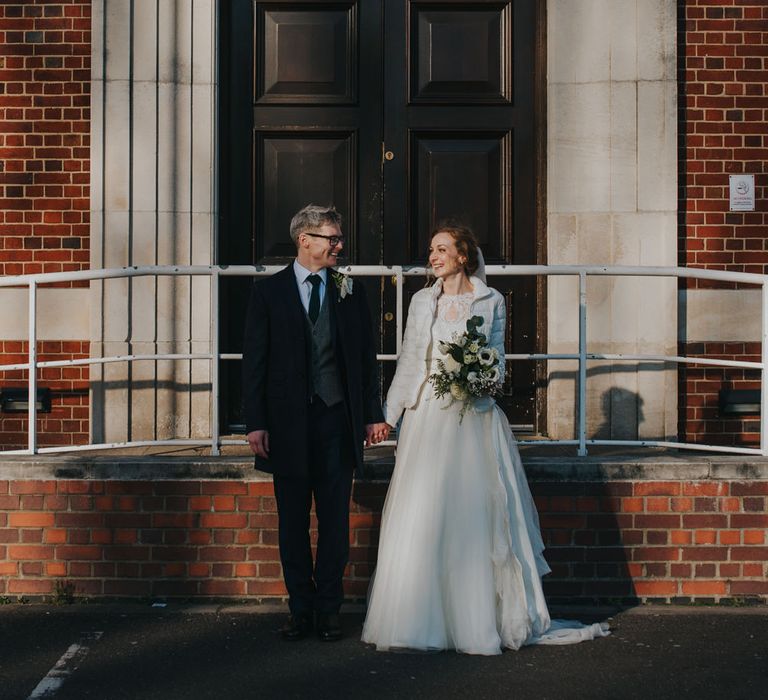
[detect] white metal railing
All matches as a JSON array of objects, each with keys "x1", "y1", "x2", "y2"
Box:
[{"x1": 1, "y1": 264, "x2": 766, "y2": 457}]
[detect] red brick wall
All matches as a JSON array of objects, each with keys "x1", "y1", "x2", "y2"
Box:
[
  {"x1": 0, "y1": 341, "x2": 89, "y2": 450},
  {"x1": 679, "y1": 342, "x2": 761, "y2": 447},
  {"x1": 1, "y1": 479, "x2": 766, "y2": 604},
  {"x1": 537, "y1": 479, "x2": 767, "y2": 603},
  {"x1": 678, "y1": 1, "x2": 768, "y2": 445},
  {"x1": 0, "y1": 0, "x2": 90, "y2": 275},
  {"x1": 0, "y1": 1, "x2": 91, "y2": 450}
]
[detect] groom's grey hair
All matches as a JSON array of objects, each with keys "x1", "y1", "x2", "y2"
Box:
[{"x1": 289, "y1": 204, "x2": 343, "y2": 246}]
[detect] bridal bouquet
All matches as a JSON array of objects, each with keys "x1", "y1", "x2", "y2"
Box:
[{"x1": 428, "y1": 315, "x2": 502, "y2": 421}]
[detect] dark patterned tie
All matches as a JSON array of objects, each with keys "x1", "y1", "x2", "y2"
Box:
[{"x1": 307, "y1": 274, "x2": 322, "y2": 323}]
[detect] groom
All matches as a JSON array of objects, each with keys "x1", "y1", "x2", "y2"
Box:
[{"x1": 242, "y1": 204, "x2": 388, "y2": 641}]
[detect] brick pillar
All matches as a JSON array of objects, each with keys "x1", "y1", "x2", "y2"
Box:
[
  {"x1": 678, "y1": 1, "x2": 768, "y2": 446},
  {"x1": 0, "y1": 1, "x2": 91, "y2": 450}
]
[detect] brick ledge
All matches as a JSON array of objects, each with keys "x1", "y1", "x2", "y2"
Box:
[{"x1": 0, "y1": 452, "x2": 767, "y2": 481}]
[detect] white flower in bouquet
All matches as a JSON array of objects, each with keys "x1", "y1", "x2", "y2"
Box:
[
  {"x1": 468, "y1": 340, "x2": 480, "y2": 354},
  {"x1": 451, "y1": 333, "x2": 468, "y2": 348},
  {"x1": 437, "y1": 341, "x2": 452, "y2": 354},
  {"x1": 443, "y1": 354, "x2": 462, "y2": 376},
  {"x1": 463, "y1": 352, "x2": 477, "y2": 365},
  {"x1": 467, "y1": 371, "x2": 479, "y2": 385},
  {"x1": 486, "y1": 366, "x2": 500, "y2": 383},
  {"x1": 478, "y1": 347, "x2": 496, "y2": 366}
]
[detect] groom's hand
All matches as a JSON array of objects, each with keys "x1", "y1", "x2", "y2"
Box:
[
  {"x1": 247, "y1": 429, "x2": 270, "y2": 459},
  {"x1": 365, "y1": 422, "x2": 390, "y2": 447}
]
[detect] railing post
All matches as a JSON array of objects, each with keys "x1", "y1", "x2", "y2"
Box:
[
  {"x1": 761, "y1": 282, "x2": 768, "y2": 456},
  {"x1": 28, "y1": 281, "x2": 38, "y2": 454},
  {"x1": 395, "y1": 266, "x2": 403, "y2": 357},
  {"x1": 210, "y1": 268, "x2": 221, "y2": 456},
  {"x1": 578, "y1": 271, "x2": 588, "y2": 456}
]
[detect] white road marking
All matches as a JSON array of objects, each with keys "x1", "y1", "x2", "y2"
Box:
[{"x1": 26, "y1": 632, "x2": 103, "y2": 699}]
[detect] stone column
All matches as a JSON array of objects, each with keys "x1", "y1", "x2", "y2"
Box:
[
  {"x1": 90, "y1": 0, "x2": 217, "y2": 443},
  {"x1": 547, "y1": 0, "x2": 678, "y2": 441}
]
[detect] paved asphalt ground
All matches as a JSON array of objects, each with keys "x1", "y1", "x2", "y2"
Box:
[{"x1": 3, "y1": 604, "x2": 766, "y2": 700}]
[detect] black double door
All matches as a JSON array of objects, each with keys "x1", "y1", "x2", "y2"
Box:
[{"x1": 219, "y1": 0, "x2": 543, "y2": 433}]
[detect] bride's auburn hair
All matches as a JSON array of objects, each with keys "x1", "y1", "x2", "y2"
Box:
[{"x1": 429, "y1": 221, "x2": 480, "y2": 276}]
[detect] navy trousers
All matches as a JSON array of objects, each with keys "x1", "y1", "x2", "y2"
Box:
[{"x1": 272, "y1": 399, "x2": 354, "y2": 615}]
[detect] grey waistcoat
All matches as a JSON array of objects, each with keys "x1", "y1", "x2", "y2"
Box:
[{"x1": 305, "y1": 292, "x2": 344, "y2": 407}]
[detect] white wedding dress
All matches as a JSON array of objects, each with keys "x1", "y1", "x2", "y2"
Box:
[{"x1": 362, "y1": 292, "x2": 610, "y2": 655}]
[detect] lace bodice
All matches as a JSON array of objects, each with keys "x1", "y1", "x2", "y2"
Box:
[
  {"x1": 428, "y1": 292, "x2": 473, "y2": 369},
  {"x1": 436, "y1": 291, "x2": 473, "y2": 325}
]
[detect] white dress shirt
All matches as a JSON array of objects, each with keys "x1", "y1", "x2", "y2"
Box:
[{"x1": 293, "y1": 260, "x2": 327, "y2": 314}]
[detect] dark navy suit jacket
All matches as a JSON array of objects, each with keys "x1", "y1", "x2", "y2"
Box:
[{"x1": 242, "y1": 264, "x2": 384, "y2": 476}]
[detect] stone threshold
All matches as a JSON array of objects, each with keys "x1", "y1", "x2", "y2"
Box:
[{"x1": 1, "y1": 445, "x2": 767, "y2": 481}]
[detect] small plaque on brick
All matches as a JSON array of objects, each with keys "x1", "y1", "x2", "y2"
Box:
[{"x1": 729, "y1": 174, "x2": 755, "y2": 212}]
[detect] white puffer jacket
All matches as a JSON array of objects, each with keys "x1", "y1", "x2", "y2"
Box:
[{"x1": 385, "y1": 276, "x2": 506, "y2": 427}]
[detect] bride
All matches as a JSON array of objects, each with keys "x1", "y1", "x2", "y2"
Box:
[{"x1": 361, "y1": 223, "x2": 610, "y2": 655}]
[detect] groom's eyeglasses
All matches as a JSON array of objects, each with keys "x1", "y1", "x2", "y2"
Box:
[{"x1": 303, "y1": 232, "x2": 345, "y2": 248}]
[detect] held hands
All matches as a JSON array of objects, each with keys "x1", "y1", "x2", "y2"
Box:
[
  {"x1": 249, "y1": 424, "x2": 390, "y2": 455},
  {"x1": 246, "y1": 430, "x2": 270, "y2": 459},
  {"x1": 365, "y1": 422, "x2": 391, "y2": 447}
]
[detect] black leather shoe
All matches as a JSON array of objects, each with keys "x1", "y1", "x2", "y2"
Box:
[
  {"x1": 281, "y1": 613, "x2": 313, "y2": 641},
  {"x1": 316, "y1": 613, "x2": 343, "y2": 642}
]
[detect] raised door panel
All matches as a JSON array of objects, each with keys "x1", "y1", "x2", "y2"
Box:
[
  {"x1": 410, "y1": 131, "x2": 511, "y2": 261},
  {"x1": 411, "y1": 3, "x2": 511, "y2": 103},
  {"x1": 255, "y1": 133, "x2": 356, "y2": 259},
  {"x1": 256, "y1": 4, "x2": 358, "y2": 104}
]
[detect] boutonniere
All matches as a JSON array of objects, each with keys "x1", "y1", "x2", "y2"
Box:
[{"x1": 330, "y1": 270, "x2": 353, "y2": 301}]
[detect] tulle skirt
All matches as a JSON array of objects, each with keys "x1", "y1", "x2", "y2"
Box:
[{"x1": 361, "y1": 390, "x2": 610, "y2": 655}]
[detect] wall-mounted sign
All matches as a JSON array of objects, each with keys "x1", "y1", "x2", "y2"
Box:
[{"x1": 729, "y1": 174, "x2": 755, "y2": 211}]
